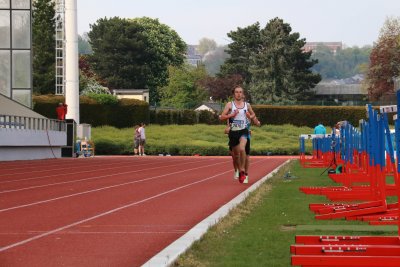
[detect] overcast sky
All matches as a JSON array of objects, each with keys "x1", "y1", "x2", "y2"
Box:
[{"x1": 77, "y1": 0, "x2": 400, "y2": 47}]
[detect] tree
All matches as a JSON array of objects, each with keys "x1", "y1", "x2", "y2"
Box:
[
  {"x1": 366, "y1": 17, "x2": 400, "y2": 101},
  {"x1": 88, "y1": 17, "x2": 186, "y2": 104},
  {"x1": 248, "y1": 18, "x2": 320, "y2": 104},
  {"x1": 78, "y1": 33, "x2": 92, "y2": 55},
  {"x1": 311, "y1": 44, "x2": 371, "y2": 79},
  {"x1": 159, "y1": 65, "x2": 208, "y2": 109},
  {"x1": 197, "y1": 37, "x2": 217, "y2": 55},
  {"x1": 199, "y1": 74, "x2": 243, "y2": 102},
  {"x1": 32, "y1": 0, "x2": 55, "y2": 94},
  {"x1": 202, "y1": 45, "x2": 230, "y2": 76},
  {"x1": 219, "y1": 23, "x2": 261, "y2": 85}
]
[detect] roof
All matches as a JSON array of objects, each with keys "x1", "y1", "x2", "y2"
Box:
[
  {"x1": 314, "y1": 83, "x2": 366, "y2": 95},
  {"x1": 195, "y1": 102, "x2": 223, "y2": 112},
  {"x1": 112, "y1": 89, "x2": 149, "y2": 95}
]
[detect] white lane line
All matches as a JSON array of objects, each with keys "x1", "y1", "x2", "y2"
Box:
[
  {"x1": 142, "y1": 159, "x2": 292, "y2": 267},
  {"x1": 0, "y1": 158, "x2": 196, "y2": 184},
  {"x1": 0, "y1": 160, "x2": 228, "y2": 213},
  {"x1": 0, "y1": 158, "x2": 217, "y2": 194},
  {"x1": 0, "y1": 168, "x2": 232, "y2": 252}
]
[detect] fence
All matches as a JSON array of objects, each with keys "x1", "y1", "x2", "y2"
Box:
[{"x1": 0, "y1": 115, "x2": 65, "y2": 132}]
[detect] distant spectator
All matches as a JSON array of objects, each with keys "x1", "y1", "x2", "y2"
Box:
[
  {"x1": 56, "y1": 102, "x2": 68, "y2": 121},
  {"x1": 133, "y1": 125, "x2": 140, "y2": 156},
  {"x1": 314, "y1": 122, "x2": 326, "y2": 135},
  {"x1": 138, "y1": 123, "x2": 146, "y2": 156}
]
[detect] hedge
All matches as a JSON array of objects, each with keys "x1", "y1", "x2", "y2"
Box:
[
  {"x1": 33, "y1": 95, "x2": 374, "y2": 128},
  {"x1": 33, "y1": 95, "x2": 149, "y2": 128},
  {"x1": 252, "y1": 105, "x2": 368, "y2": 128}
]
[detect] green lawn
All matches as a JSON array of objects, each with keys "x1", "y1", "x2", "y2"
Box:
[
  {"x1": 92, "y1": 124, "x2": 320, "y2": 155},
  {"x1": 173, "y1": 160, "x2": 397, "y2": 267}
]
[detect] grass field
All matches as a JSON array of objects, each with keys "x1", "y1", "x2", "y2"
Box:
[
  {"x1": 92, "y1": 124, "x2": 321, "y2": 155},
  {"x1": 173, "y1": 160, "x2": 398, "y2": 267}
]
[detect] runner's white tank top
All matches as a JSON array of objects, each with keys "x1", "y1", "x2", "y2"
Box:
[{"x1": 230, "y1": 101, "x2": 248, "y2": 131}]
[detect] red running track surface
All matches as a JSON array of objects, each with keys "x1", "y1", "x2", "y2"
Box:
[{"x1": 0, "y1": 156, "x2": 291, "y2": 267}]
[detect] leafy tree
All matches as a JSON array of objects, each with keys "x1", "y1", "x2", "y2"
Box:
[
  {"x1": 366, "y1": 17, "x2": 400, "y2": 101},
  {"x1": 78, "y1": 33, "x2": 92, "y2": 55},
  {"x1": 88, "y1": 17, "x2": 186, "y2": 104},
  {"x1": 199, "y1": 74, "x2": 243, "y2": 102},
  {"x1": 248, "y1": 18, "x2": 320, "y2": 104},
  {"x1": 197, "y1": 37, "x2": 217, "y2": 55},
  {"x1": 219, "y1": 23, "x2": 262, "y2": 85},
  {"x1": 202, "y1": 45, "x2": 230, "y2": 76},
  {"x1": 79, "y1": 55, "x2": 109, "y2": 95},
  {"x1": 32, "y1": 0, "x2": 55, "y2": 94},
  {"x1": 311, "y1": 44, "x2": 371, "y2": 79},
  {"x1": 159, "y1": 65, "x2": 208, "y2": 109}
]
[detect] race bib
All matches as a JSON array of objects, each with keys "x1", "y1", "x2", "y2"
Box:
[{"x1": 231, "y1": 119, "x2": 245, "y2": 131}]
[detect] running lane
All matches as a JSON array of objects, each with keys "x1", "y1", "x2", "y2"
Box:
[{"x1": 0, "y1": 156, "x2": 290, "y2": 267}]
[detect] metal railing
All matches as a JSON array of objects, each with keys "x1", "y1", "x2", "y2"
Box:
[{"x1": 0, "y1": 115, "x2": 66, "y2": 132}]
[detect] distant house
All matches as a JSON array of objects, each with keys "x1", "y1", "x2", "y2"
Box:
[
  {"x1": 112, "y1": 89, "x2": 149, "y2": 103},
  {"x1": 303, "y1": 42, "x2": 343, "y2": 54},
  {"x1": 313, "y1": 83, "x2": 366, "y2": 102},
  {"x1": 195, "y1": 102, "x2": 223, "y2": 113},
  {"x1": 186, "y1": 45, "x2": 202, "y2": 66}
]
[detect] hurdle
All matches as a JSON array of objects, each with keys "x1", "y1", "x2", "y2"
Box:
[{"x1": 290, "y1": 89, "x2": 400, "y2": 266}]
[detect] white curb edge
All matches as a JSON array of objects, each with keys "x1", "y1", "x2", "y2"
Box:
[{"x1": 141, "y1": 159, "x2": 292, "y2": 267}]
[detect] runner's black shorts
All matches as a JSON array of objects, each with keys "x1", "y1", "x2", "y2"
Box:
[
  {"x1": 229, "y1": 128, "x2": 249, "y2": 149},
  {"x1": 229, "y1": 137, "x2": 250, "y2": 155}
]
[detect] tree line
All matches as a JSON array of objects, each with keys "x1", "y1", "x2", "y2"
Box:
[{"x1": 32, "y1": 0, "x2": 400, "y2": 108}]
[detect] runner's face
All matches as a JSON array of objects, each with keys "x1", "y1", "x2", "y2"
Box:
[{"x1": 234, "y1": 88, "x2": 243, "y2": 101}]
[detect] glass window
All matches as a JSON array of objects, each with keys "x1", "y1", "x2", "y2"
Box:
[
  {"x1": 0, "y1": 10, "x2": 10, "y2": 48},
  {"x1": 12, "y1": 89, "x2": 31, "y2": 107},
  {"x1": 12, "y1": 10, "x2": 30, "y2": 49},
  {"x1": 0, "y1": 0, "x2": 10, "y2": 8},
  {"x1": 0, "y1": 50, "x2": 11, "y2": 96},
  {"x1": 12, "y1": 50, "x2": 30, "y2": 88},
  {"x1": 11, "y1": 0, "x2": 30, "y2": 9}
]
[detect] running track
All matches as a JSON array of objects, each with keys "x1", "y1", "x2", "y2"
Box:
[{"x1": 0, "y1": 156, "x2": 291, "y2": 267}]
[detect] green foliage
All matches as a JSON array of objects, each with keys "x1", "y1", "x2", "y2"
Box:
[
  {"x1": 78, "y1": 33, "x2": 92, "y2": 55},
  {"x1": 33, "y1": 95, "x2": 149, "y2": 127},
  {"x1": 85, "y1": 93, "x2": 118, "y2": 105},
  {"x1": 252, "y1": 105, "x2": 367, "y2": 128},
  {"x1": 220, "y1": 22, "x2": 262, "y2": 85},
  {"x1": 159, "y1": 65, "x2": 209, "y2": 109},
  {"x1": 197, "y1": 37, "x2": 217, "y2": 55},
  {"x1": 32, "y1": 0, "x2": 55, "y2": 94},
  {"x1": 202, "y1": 45, "x2": 230, "y2": 76},
  {"x1": 197, "y1": 110, "x2": 219, "y2": 124},
  {"x1": 312, "y1": 45, "x2": 371, "y2": 79},
  {"x1": 248, "y1": 18, "x2": 321, "y2": 104},
  {"x1": 88, "y1": 16, "x2": 187, "y2": 105},
  {"x1": 220, "y1": 18, "x2": 320, "y2": 104}
]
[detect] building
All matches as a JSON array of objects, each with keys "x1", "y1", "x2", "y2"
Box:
[
  {"x1": 186, "y1": 45, "x2": 202, "y2": 66},
  {"x1": 0, "y1": 0, "x2": 67, "y2": 161},
  {"x1": 112, "y1": 89, "x2": 150, "y2": 103},
  {"x1": 194, "y1": 102, "x2": 223, "y2": 113},
  {"x1": 313, "y1": 82, "x2": 367, "y2": 103},
  {"x1": 303, "y1": 42, "x2": 343, "y2": 54}
]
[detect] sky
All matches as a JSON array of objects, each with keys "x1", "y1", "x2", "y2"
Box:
[{"x1": 77, "y1": 0, "x2": 400, "y2": 47}]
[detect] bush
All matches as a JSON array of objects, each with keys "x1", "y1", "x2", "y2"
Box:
[{"x1": 86, "y1": 93, "x2": 118, "y2": 105}]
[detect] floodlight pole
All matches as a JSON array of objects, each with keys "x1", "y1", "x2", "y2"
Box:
[{"x1": 64, "y1": 0, "x2": 79, "y2": 124}]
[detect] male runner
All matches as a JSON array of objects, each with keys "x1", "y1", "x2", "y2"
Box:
[{"x1": 220, "y1": 86, "x2": 260, "y2": 183}]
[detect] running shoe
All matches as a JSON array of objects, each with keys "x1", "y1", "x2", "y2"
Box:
[
  {"x1": 243, "y1": 175, "x2": 249, "y2": 184},
  {"x1": 234, "y1": 169, "x2": 239, "y2": 180},
  {"x1": 239, "y1": 171, "x2": 246, "y2": 183}
]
